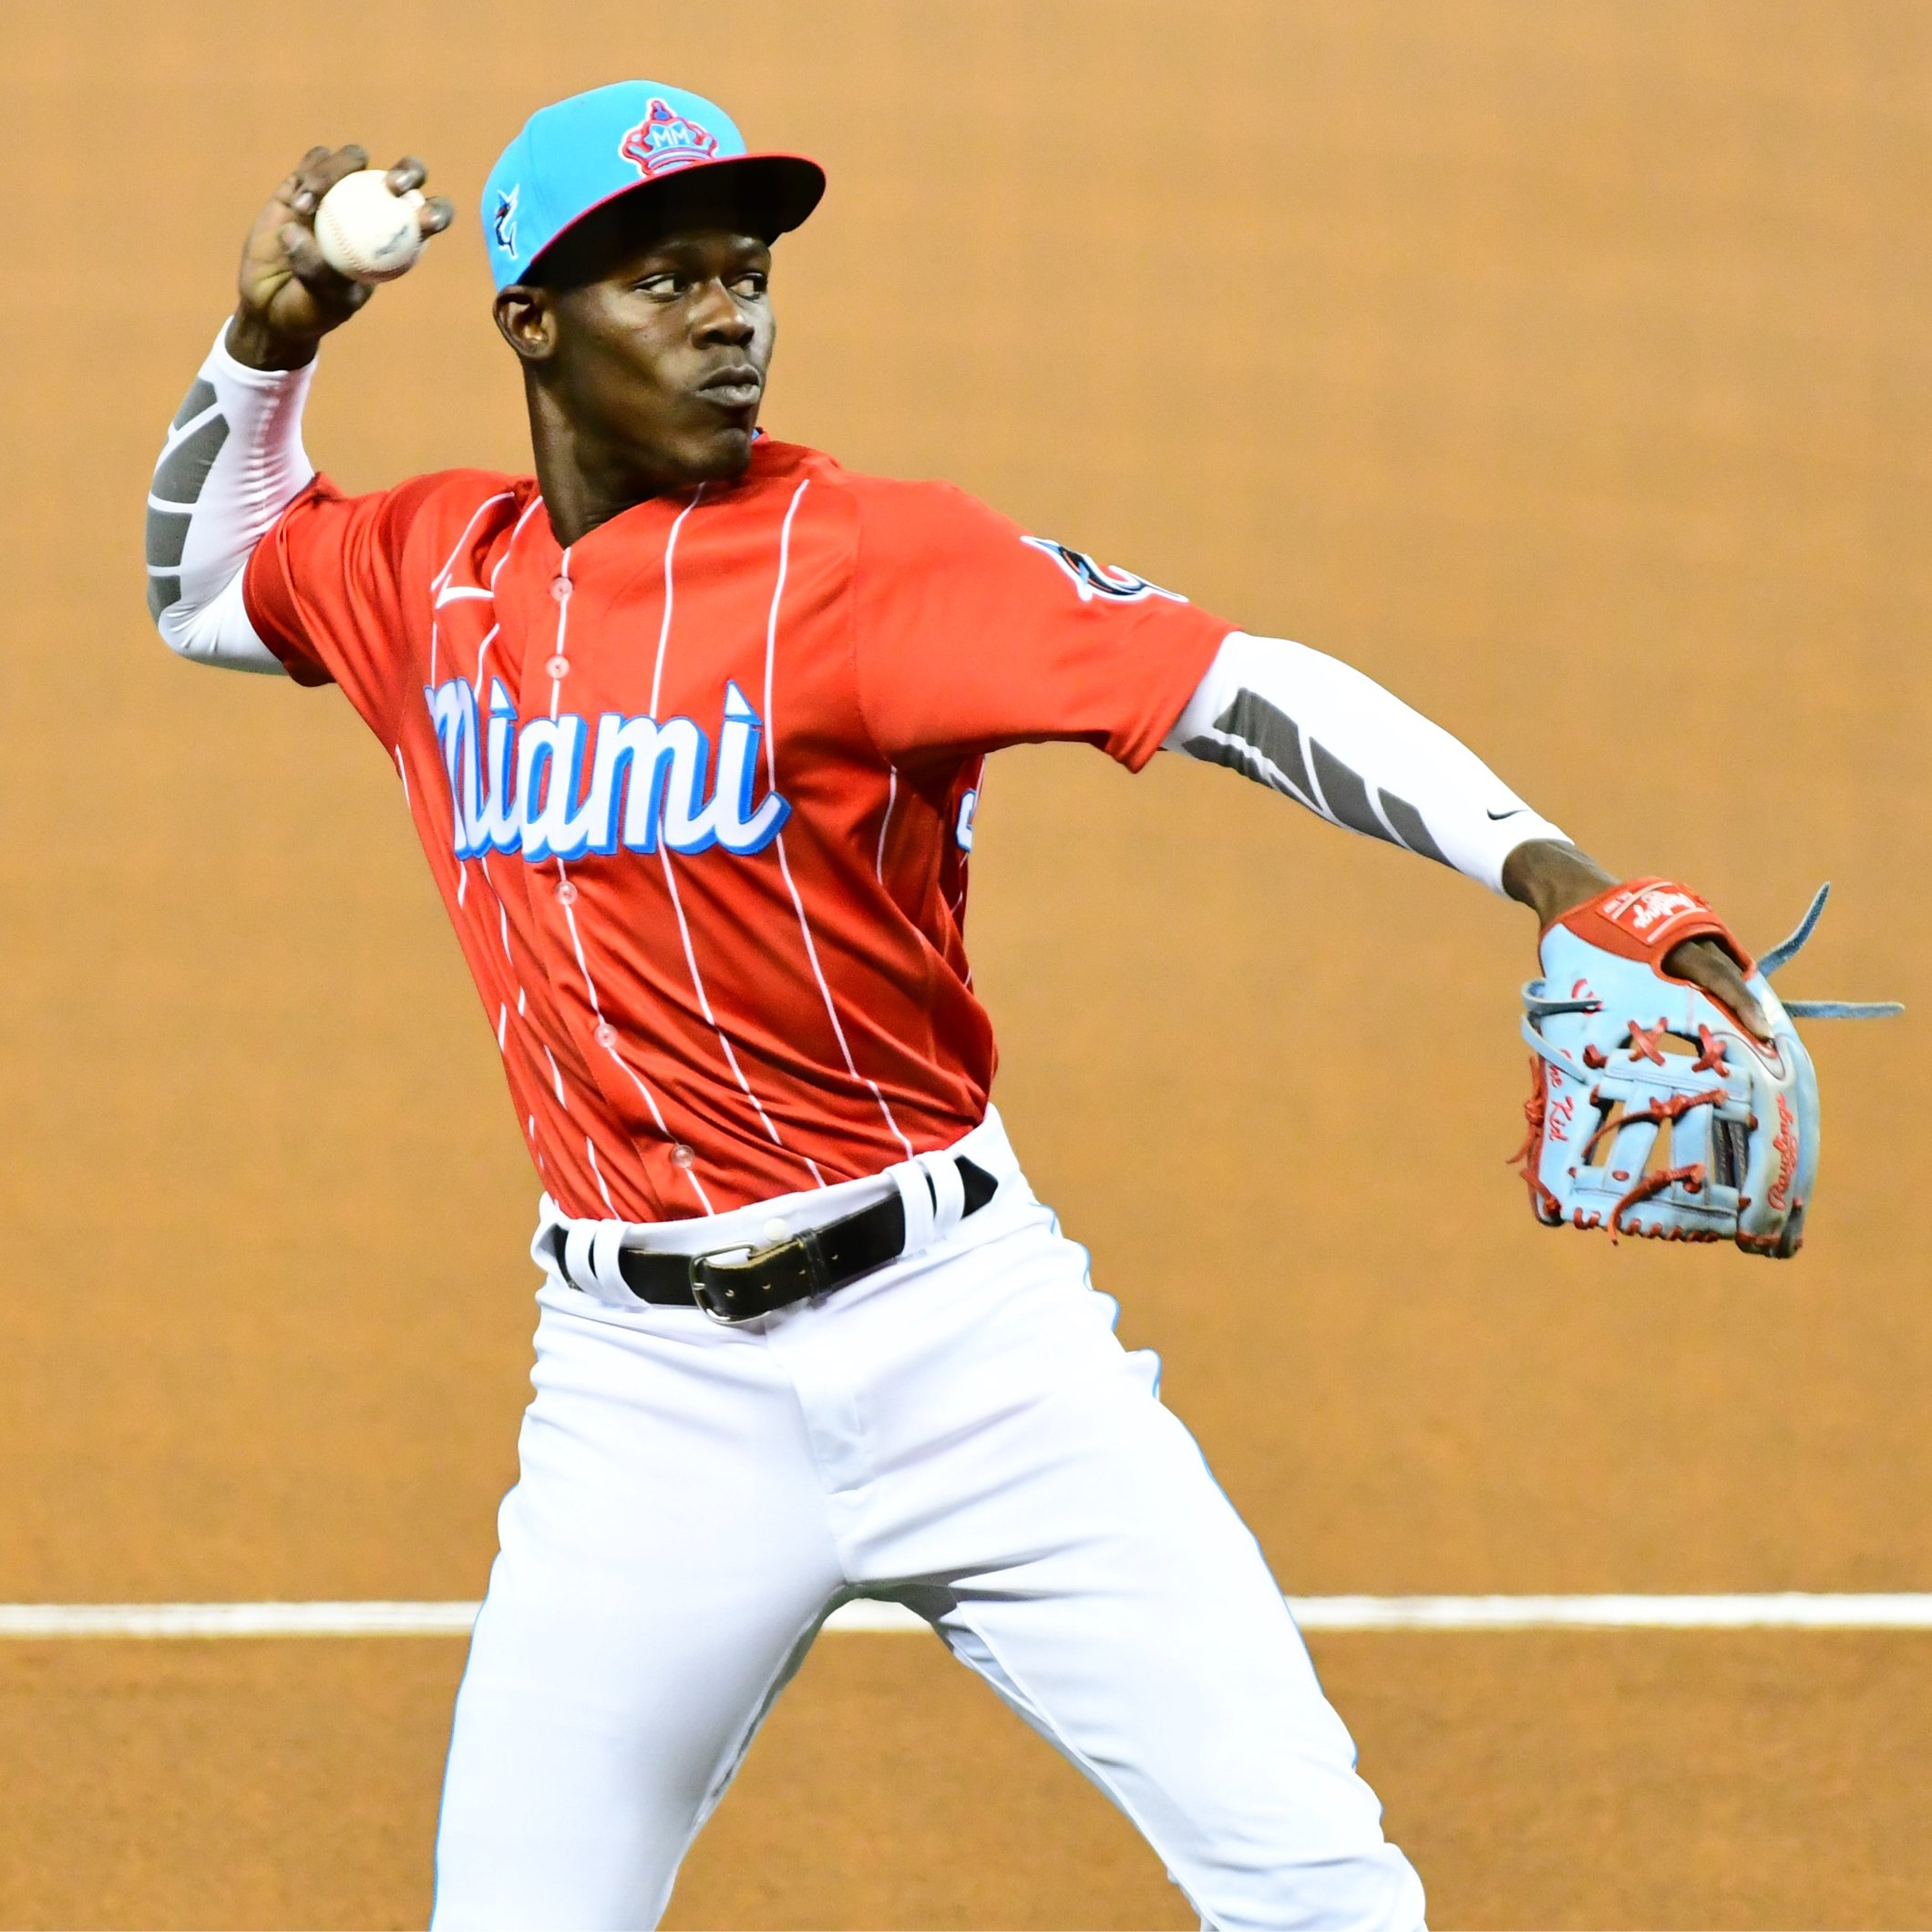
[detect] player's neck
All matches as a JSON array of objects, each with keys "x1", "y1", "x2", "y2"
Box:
[
  {"x1": 526, "y1": 389, "x2": 746, "y2": 546},
  {"x1": 528, "y1": 428, "x2": 673, "y2": 547}
]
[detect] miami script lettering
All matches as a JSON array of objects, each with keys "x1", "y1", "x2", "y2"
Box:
[{"x1": 425, "y1": 677, "x2": 790, "y2": 864}]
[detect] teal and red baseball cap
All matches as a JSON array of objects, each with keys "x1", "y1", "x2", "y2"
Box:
[{"x1": 480, "y1": 82, "x2": 825, "y2": 289}]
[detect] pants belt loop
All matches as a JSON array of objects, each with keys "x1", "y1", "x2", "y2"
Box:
[
  {"x1": 530, "y1": 1194, "x2": 570, "y2": 1275},
  {"x1": 891, "y1": 1161, "x2": 936, "y2": 1256},
  {"x1": 920, "y1": 1152, "x2": 967, "y2": 1242},
  {"x1": 562, "y1": 1221, "x2": 601, "y2": 1297},
  {"x1": 589, "y1": 1220, "x2": 632, "y2": 1300}
]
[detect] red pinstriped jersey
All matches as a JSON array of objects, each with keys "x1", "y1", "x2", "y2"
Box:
[{"x1": 243, "y1": 438, "x2": 1231, "y2": 1219}]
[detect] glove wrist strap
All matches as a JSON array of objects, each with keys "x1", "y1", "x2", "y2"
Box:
[{"x1": 1553, "y1": 877, "x2": 1755, "y2": 976}]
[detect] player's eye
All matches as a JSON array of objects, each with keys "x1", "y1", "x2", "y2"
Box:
[
  {"x1": 731, "y1": 272, "x2": 768, "y2": 298},
  {"x1": 633, "y1": 272, "x2": 683, "y2": 299}
]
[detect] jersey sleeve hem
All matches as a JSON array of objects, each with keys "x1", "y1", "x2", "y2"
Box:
[
  {"x1": 1119, "y1": 618, "x2": 1239, "y2": 773},
  {"x1": 241, "y1": 476, "x2": 340, "y2": 689}
]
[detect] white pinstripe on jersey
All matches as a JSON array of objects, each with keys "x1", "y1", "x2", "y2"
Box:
[
  {"x1": 582, "y1": 1135, "x2": 617, "y2": 1215},
  {"x1": 875, "y1": 766, "x2": 898, "y2": 882},
  {"x1": 761, "y1": 480, "x2": 916, "y2": 1161},
  {"x1": 637, "y1": 487, "x2": 825, "y2": 1187},
  {"x1": 646, "y1": 489, "x2": 704, "y2": 715},
  {"x1": 427, "y1": 490, "x2": 516, "y2": 685}
]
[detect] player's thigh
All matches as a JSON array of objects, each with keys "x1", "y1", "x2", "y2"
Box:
[
  {"x1": 432, "y1": 1287, "x2": 844, "y2": 1929},
  {"x1": 433, "y1": 1577, "x2": 828, "y2": 1930},
  {"x1": 931, "y1": 1385, "x2": 1424, "y2": 1932}
]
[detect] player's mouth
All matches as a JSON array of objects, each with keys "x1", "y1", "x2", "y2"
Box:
[{"x1": 695, "y1": 365, "x2": 764, "y2": 411}]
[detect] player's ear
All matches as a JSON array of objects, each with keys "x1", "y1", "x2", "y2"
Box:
[{"x1": 493, "y1": 284, "x2": 559, "y2": 365}]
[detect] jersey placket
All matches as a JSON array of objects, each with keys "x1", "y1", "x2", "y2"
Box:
[{"x1": 529, "y1": 543, "x2": 713, "y2": 1217}]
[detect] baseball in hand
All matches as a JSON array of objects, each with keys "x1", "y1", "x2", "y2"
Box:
[{"x1": 314, "y1": 170, "x2": 426, "y2": 283}]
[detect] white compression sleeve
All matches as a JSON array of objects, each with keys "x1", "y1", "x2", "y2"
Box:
[
  {"x1": 1165, "y1": 631, "x2": 1568, "y2": 894},
  {"x1": 146, "y1": 322, "x2": 317, "y2": 674}
]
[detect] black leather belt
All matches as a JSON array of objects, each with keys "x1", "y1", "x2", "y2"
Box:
[{"x1": 552, "y1": 1156, "x2": 999, "y2": 1323}]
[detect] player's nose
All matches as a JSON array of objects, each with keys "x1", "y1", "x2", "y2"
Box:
[{"x1": 689, "y1": 278, "x2": 755, "y2": 345}]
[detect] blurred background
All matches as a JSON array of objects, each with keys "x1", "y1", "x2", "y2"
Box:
[{"x1": 2, "y1": 1, "x2": 1927, "y2": 1925}]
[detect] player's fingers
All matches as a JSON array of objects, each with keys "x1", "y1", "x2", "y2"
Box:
[
  {"x1": 385, "y1": 156, "x2": 427, "y2": 194},
  {"x1": 291, "y1": 144, "x2": 375, "y2": 225},
  {"x1": 292, "y1": 144, "x2": 346, "y2": 199},
  {"x1": 1670, "y1": 938, "x2": 1772, "y2": 1042},
  {"x1": 280, "y1": 220, "x2": 352, "y2": 292},
  {"x1": 293, "y1": 145, "x2": 369, "y2": 213},
  {"x1": 290, "y1": 168, "x2": 332, "y2": 221},
  {"x1": 313, "y1": 143, "x2": 371, "y2": 193},
  {"x1": 1712, "y1": 951, "x2": 1773, "y2": 1042},
  {"x1": 417, "y1": 194, "x2": 455, "y2": 237}
]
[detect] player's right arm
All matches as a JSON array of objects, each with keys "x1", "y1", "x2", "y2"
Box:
[{"x1": 144, "y1": 148, "x2": 451, "y2": 672}]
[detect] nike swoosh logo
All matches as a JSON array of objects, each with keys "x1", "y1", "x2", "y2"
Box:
[{"x1": 1486, "y1": 807, "x2": 1528, "y2": 820}]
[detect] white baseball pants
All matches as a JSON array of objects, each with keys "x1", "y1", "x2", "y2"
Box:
[{"x1": 430, "y1": 1108, "x2": 1425, "y2": 1930}]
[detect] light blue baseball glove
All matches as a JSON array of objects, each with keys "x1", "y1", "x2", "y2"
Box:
[{"x1": 1511, "y1": 880, "x2": 1900, "y2": 1257}]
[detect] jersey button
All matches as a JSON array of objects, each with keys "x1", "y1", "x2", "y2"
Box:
[
  {"x1": 546, "y1": 654, "x2": 570, "y2": 679},
  {"x1": 555, "y1": 879, "x2": 578, "y2": 906},
  {"x1": 593, "y1": 1021, "x2": 617, "y2": 1049},
  {"x1": 550, "y1": 575, "x2": 571, "y2": 602},
  {"x1": 670, "y1": 1143, "x2": 695, "y2": 1169}
]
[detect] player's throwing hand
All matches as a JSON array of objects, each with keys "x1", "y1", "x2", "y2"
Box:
[{"x1": 231, "y1": 146, "x2": 453, "y2": 369}]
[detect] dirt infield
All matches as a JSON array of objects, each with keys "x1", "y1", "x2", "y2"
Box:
[
  {"x1": 3, "y1": 0, "x2": 1929, "y2": 1924},
  {"x1": 3, "y1": 1632, "x2": 1930, "y2": 1927}
]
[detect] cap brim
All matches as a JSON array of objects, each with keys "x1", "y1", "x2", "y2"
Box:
[{"x1": 529, "y1": 152, "x2": 826, "y2": 279}]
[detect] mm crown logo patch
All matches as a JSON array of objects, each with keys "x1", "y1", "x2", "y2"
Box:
[{"x1": 620, "y1": 98, "x2": 721, "y2": 179}]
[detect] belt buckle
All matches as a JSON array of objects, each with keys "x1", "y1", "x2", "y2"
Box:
[
  {"x1": 688, "y1": 1229, "x2": 829, "y2": 1323},
  {"x1": 687, "y1": 1243, "x2": 756, "y2": 1323}
]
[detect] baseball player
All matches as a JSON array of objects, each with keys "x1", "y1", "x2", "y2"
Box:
[{"x1": 148, "y1": 81, "x2": 1772, "y2": 1931}]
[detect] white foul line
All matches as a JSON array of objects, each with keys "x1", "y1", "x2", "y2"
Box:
[
  {"x1": 1281, "y1": 1593, "x2": 1932, "y2": 1631},
  {"x1": 0, "y1": 1602, "x2": 482, "y2": 1639},
  {"x1": 4, "y1": 1596, "x2": 1932, "y2": 1640}
]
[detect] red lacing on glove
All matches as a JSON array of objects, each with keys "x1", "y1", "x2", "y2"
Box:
[
  {"x1": 1609, "y1": 1162, "x2": 1708, "y2": 1236},
  {"x1": 1626, "y1": 1021, "x2": 1670, "y2": 1065},
  {"x1": 1506, "y1": 1055, "x2": 1565, "y2": 1218},
  {"x1": 1578, "y1": 1085, "x2": 1729, "y2": 1166},
  {"x1": 1691, "y1": 1026, "x2": 1729, "y2": 1074},
  {"x1": 1626, "y1": 1021, "x2": 1731, "y2": 1074}
]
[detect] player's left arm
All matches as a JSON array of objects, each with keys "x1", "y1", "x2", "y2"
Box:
[{"x1": 1166, "y1": 630, "x2": 1769, "y2": 1035}]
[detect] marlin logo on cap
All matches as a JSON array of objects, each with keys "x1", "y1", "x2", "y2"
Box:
[
  {"x1": 491, "y1": 184, "x2": 519, "y2": 256},
  {"x1": 619, "y1": 98, "x2": 720, "y2": 179}
]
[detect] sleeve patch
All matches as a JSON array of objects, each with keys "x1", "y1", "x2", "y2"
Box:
[{"x1": 1020, "y1": 534, "x2": 1186, "y2": 606}]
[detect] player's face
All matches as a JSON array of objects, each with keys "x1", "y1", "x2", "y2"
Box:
[{"x1": 519, "y1": 226, "x2": 776, "y2": 490}]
